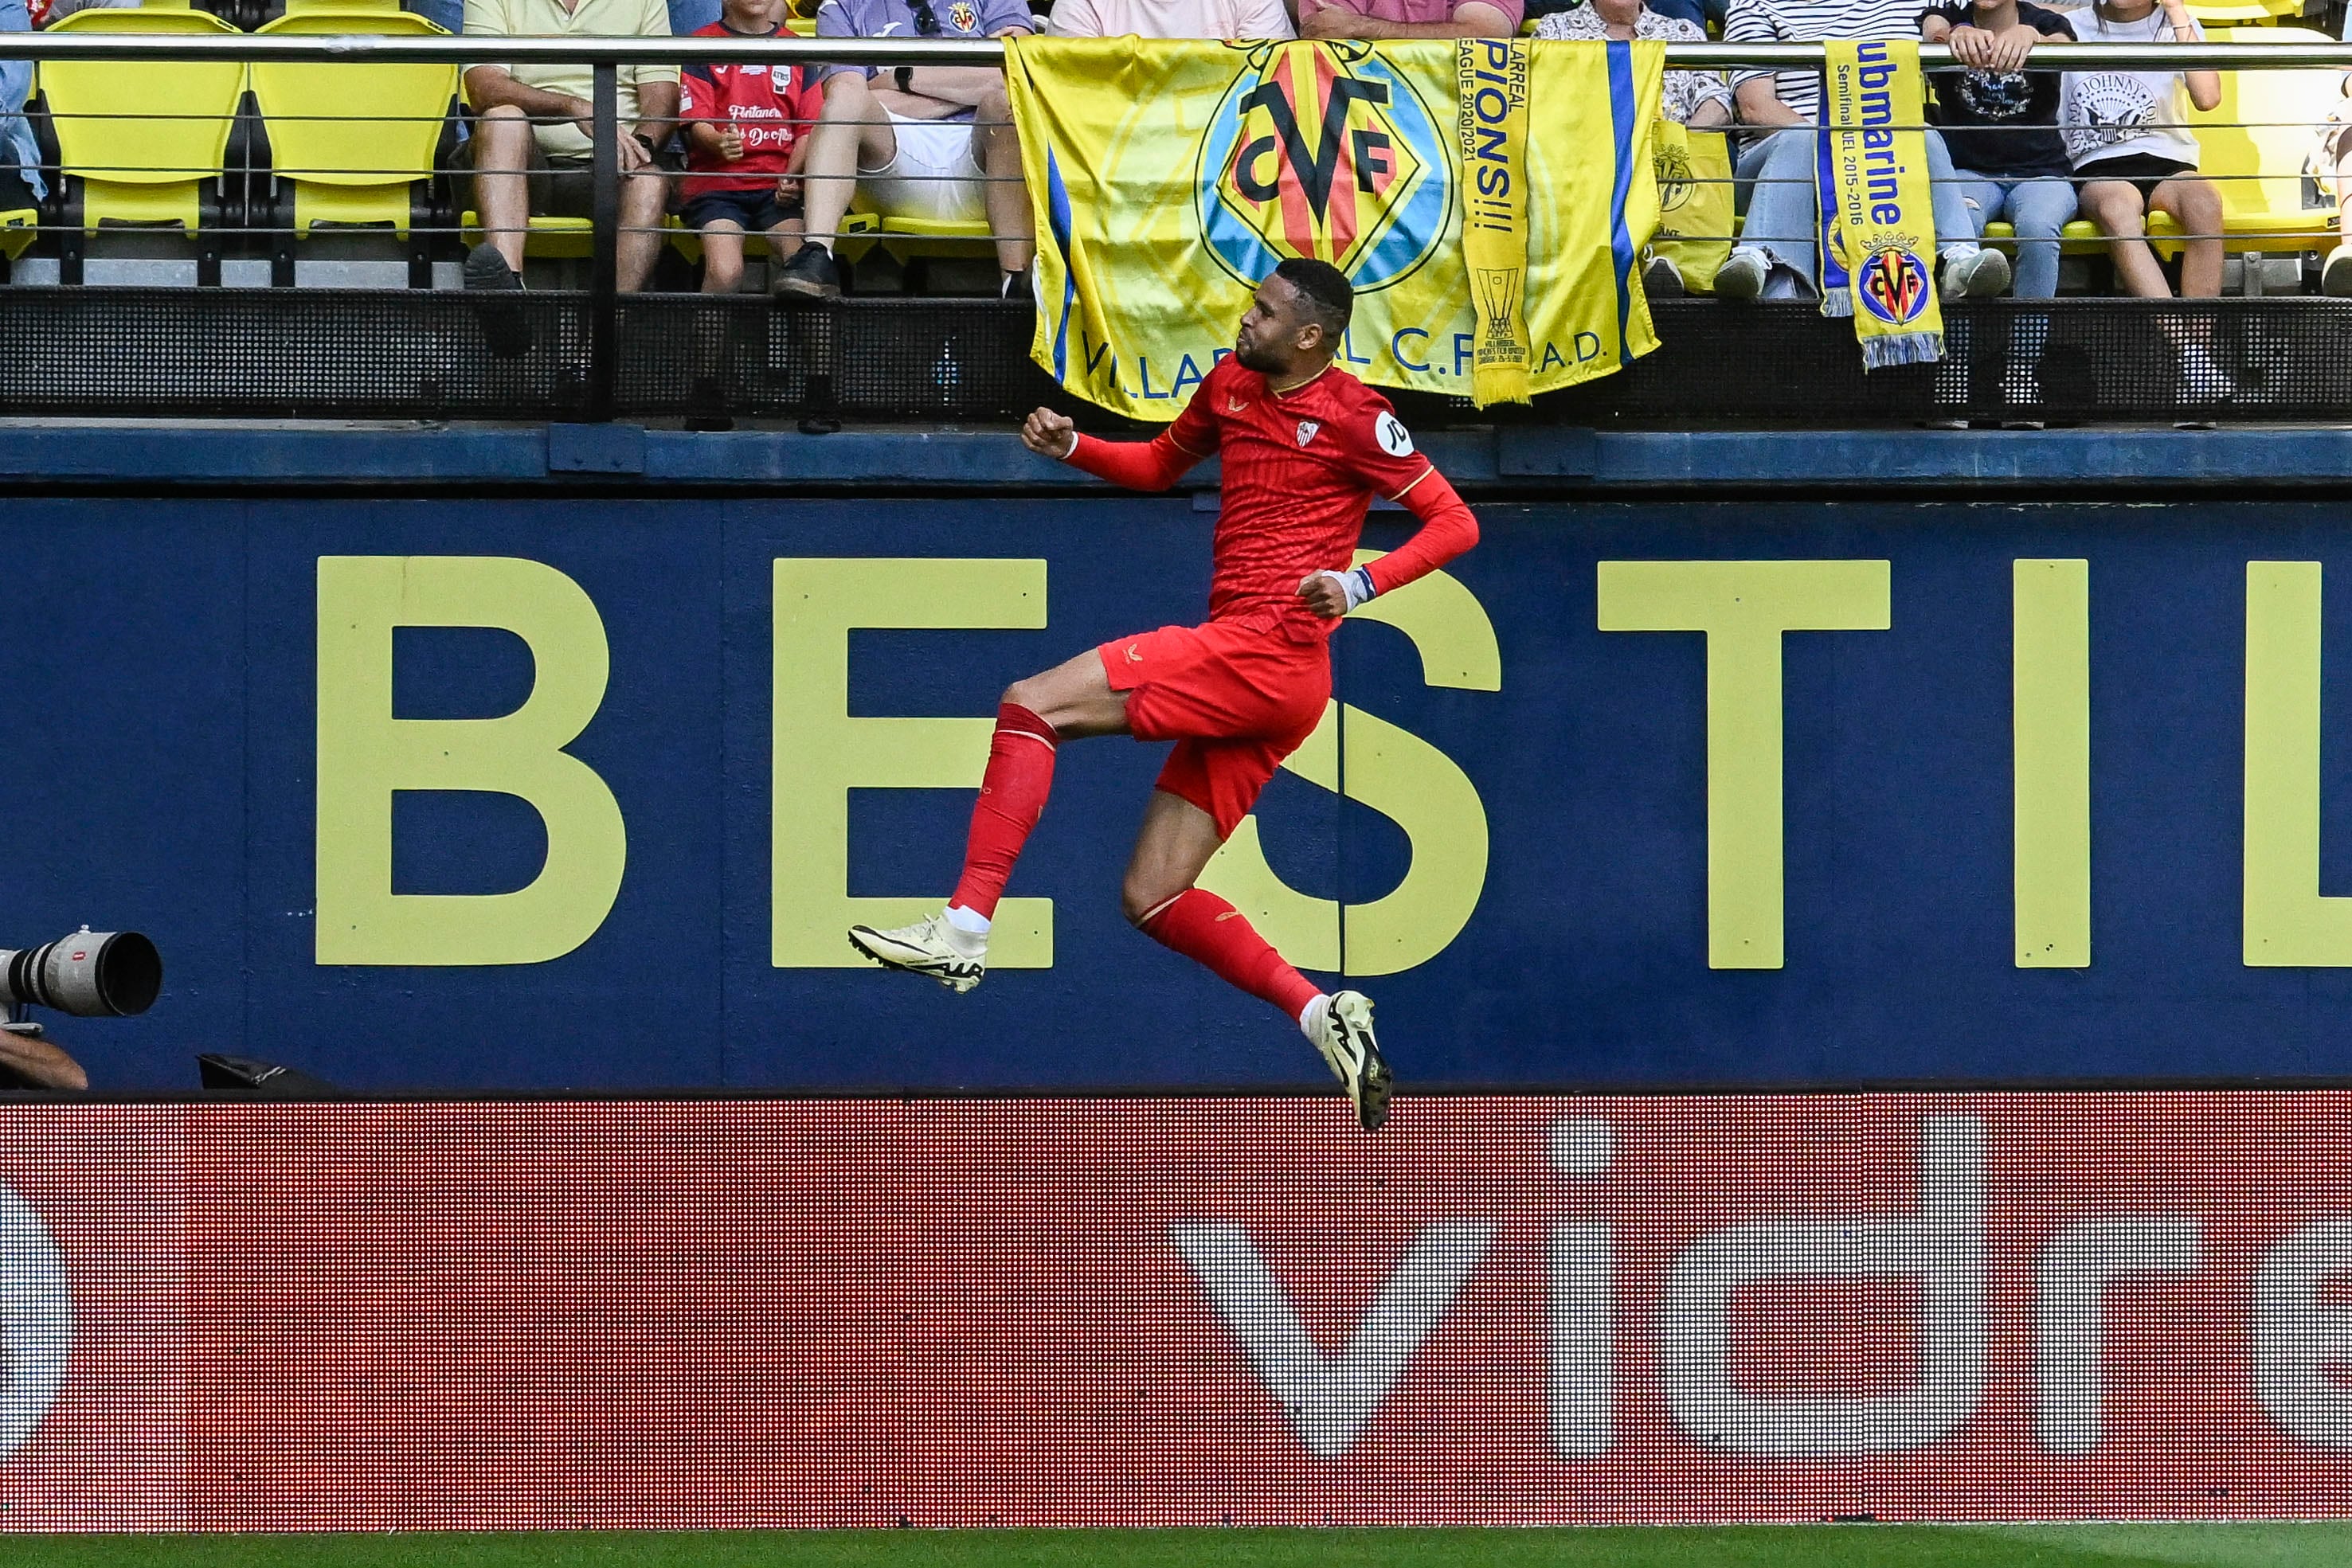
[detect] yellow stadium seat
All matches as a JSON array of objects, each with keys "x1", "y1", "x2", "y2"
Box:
[
  {"x1": 1981, "y1": 216, "x2": 2182, "y2": 254},
  {"x1": 252, "y1": 8, "x2": 461, "y2": 285},
  {"x1": 671, "y1": 210, "x2": 875, "y2": 268},
  {"x1": 2185, "y1": 0, "x2": 2300, "y2": 25},
  {"x1": 872, "y1": 213, "x2": 997, "y2": 264},
  {"x1": 36, "y1": 2, "x2": 245, "y2": 283},
  {"x1": 2167, "y1": 25, "x2": 2342, "y2": 259},
  {"x1": 461, "y1": 209, "x2": 597, "y2": 260},
  {"x1": 0, "y1": 208, "x2": 35, "y2": 265}
]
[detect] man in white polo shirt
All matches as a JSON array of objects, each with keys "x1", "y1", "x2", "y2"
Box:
[{"x1": 462, "y1": 0, "x2": 680, "y2": 299}]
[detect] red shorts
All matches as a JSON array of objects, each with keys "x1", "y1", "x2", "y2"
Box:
[{"x1": 1098, "y1": 614, "x2": 1332, "y2": 839}]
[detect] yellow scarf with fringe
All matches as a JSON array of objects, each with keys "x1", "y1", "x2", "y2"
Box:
[{"x1": 1818, "y1": 38, "x2": 1943, "y2": 368}]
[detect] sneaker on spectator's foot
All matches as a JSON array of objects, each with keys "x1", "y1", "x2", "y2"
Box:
[
  {"x1": 1642, "y1": 254, "x2": 1685, "y2": 297},
  {"x1": 1714, "y1": 248, "x2": 1768, "y2": 301},
  {"x1": 2174, "y1": 345, "x2": 2234, "y2": 425},
  {"x1": 2324, "y1": 243, "x2": 2352, "y2": 297},
  {"x1": 462, "y1": 241, "x2": 533, "y2": 360},
  {"x1": 1939, "y1": 247, "x2": 2010, "y2": 300},
  {"x1": 771, "y1": 242, "x2": 841, "y2": 303}
]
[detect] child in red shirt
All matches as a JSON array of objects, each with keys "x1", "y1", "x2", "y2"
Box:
[{"x1": 680, "y1": 0, "x2": 823, "y2": 294}]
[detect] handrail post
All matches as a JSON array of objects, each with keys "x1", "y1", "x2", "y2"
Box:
[{"x1": 589, "y1": 59, "x2": 620, "y2": 423}]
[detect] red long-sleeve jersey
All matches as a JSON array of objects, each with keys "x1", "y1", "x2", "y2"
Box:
[{"x1": 1064, "y1": 355, "x2": 1479, "y2": 640}]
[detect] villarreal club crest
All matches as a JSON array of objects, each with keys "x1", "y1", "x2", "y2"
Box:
[{"x1": 1194, "y1": 41, "x2": 1451, "y2": 298}]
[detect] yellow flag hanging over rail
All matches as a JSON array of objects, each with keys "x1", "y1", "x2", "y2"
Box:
[{"x1": 1005, "y1": 37, "x2": 1665, "y2": 418}]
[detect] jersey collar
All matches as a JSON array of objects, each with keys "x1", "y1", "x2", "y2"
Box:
[{"x1": 1266, "y1": 363, "x2": 1333, "y2": 401}]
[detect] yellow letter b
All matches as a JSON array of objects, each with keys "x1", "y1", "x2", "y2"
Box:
[{"x1": 315, "y1": 556, "x2": 627, "y2": 966}]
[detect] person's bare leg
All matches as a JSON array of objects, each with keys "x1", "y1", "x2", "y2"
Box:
[
  {"x1": 1120, "y1": 789, "x2": 1228, "y2": 925},
  {"x1": 2328, "y1": 151, "x2": 2352, "y2": 293},
  {"x1": 974, "y1": 80, "x2": 1034, "y2": 276},
  {"x1": 762, "y1": 215, "x2": 804, "y2": 278},
  {"x1": 699, "y1": 221, "x2": 746, "y2": 293},
  {"x1": 2150, "y1": 176, "x2": 2224, "y2": 299},
  {"x1": 1002, "y1": 647, "x2": 1129, "y2": 738},
  {"x1": 2081, "y1": 179, "x2": 2170, "y2": 298},
  {"x1": 472, "y1": 104, "x2": 534, "y2": 273},
  {"x1": 617, "y1": 166, "x2": 667, "y2": 292},
  {"x1": 800, "y1": 75, "x2": 897, "y2": 249}
]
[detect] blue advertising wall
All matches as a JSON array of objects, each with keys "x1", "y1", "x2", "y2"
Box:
[{"x1": 12, "y1": 481, "x2": 2352, "y2": 1092}]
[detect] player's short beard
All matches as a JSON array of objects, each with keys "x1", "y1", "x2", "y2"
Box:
[{"x1": 1233, "y1": 334, "x2": 1289, "y2": 374}]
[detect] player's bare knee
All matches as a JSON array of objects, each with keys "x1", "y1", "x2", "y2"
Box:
[
  {"x1": 1002, "y1": 677, "x2": 1044, "y2": 715},
  {"x1": 1121, "y1": 876, "x2": 1184, "y2": 928}
]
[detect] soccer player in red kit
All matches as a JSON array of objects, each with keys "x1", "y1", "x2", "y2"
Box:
[{"x1": 847, "y1": 257, "x2": 1479, "y2": 1131}]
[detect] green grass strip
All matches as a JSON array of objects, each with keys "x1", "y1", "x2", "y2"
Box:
[{"x1": 10, "y1": 1525, "x2": 2352, "y2": 1568}]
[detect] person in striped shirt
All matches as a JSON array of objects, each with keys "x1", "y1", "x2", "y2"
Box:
[{"x1": 1717, "y1": 0, "x2": 2013, "y2": 303}]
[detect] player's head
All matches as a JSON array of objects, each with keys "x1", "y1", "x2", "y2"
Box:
[{"x1": 1234, "y1": 259, "x2": 1354, "y2": 376}]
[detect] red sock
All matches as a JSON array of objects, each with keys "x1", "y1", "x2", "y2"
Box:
[
  {"x1": 1138, "y1": 888, "x2": 1322, "y2": 1020},
  {"x1": 950, "y1": 702, "x2": 1059, "y2": 919}
]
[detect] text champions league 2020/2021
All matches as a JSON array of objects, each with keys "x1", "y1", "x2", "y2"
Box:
[{"x1": 4, "y1": 1095, "x2": 2352, "y2": 1526}]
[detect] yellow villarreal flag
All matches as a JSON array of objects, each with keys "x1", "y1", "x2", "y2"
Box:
[{"x1": 1005, "y1": 37, "x2": 1665, "y2": 418}]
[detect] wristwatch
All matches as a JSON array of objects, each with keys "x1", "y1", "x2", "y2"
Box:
[{"x1": 895, "y1": 65, "x2": 915, "y2": 94}]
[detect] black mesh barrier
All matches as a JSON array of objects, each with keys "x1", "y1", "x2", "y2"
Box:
[
  {"x1": 4, "y1": 289, "x2": 2352, "y2": 426},
  {"x1": 1, "y1": 1093, "x2": 2350, "y2": 1528},
  {"x1": 0, "y1": 287, "x2": 599, "y2": 421}
]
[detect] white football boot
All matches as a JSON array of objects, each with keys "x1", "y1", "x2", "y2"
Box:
[
  {"x1": 847, "y1": 913, "x2": 986, "y2": 994},
  {"x1": 1314, "y1": 990, "x2": 1392, "y2": 1132}
]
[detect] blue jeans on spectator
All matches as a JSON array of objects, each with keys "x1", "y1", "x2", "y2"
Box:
[
  {"x1": 1948, "y1": 172, "x2": 2076, "y2": 299},
  {"x1": 1733, "y1": 125, "x2": 1979, "y2": 298},
  {"x1": 407, "y1": 0, "x2": 465, "y2": 32},
  {"x1": 666, "y1": 0, "x2": 722, "y2": 33}
]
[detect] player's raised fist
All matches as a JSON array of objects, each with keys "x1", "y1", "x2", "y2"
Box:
[
  {"x1": 1297, "y1": 572, "x2": 1350, "y2": 620},
  {"x1": 1020, "y1": 408, "x2": 1078, "y2": 460}
]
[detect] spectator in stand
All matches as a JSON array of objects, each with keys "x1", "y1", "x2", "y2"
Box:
[
  {"x1": 1297, "y1": 0, "x2": 1520, "y2": 41},
  {"x1": 770, "y1": 0, "x2": 1036, "y2": 303},
  {"x1": 2, "y1": 0, "x2": 43, "y2": 219},
  {"x1": 1050, "y1": 0, "x2": 1292, "y2": 37},
  {"x1": 1537, "y1": 0, "x2": 1730, "y2": 130},
  {"x1": 2319, "y1": 47, "x2": 2352, "y2": 295},
  {"x1": 460, "y1": 0, "x2": 680, "y2": 298},
  {"x1": 2060, "y1": 0, "x2": 2223, "y2": 310},
  {"x1": 680, "y1": 0, "x2": 822, "y2": 293},
  {"x1": 1918, "y1": 0, "x2": 2076, "y2": 303},
  {"x1": 1720, "y1": 0, "x2": 2011, "y2": 302}
]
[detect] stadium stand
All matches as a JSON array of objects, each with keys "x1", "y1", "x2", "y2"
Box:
[{"x1": 3, "y1": 28, "x2": 2352, "y2": 418}]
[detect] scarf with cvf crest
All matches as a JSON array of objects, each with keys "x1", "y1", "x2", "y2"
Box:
[{"x1": 1816, "y1": 38, "x2": 1942, "y2": 368}]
